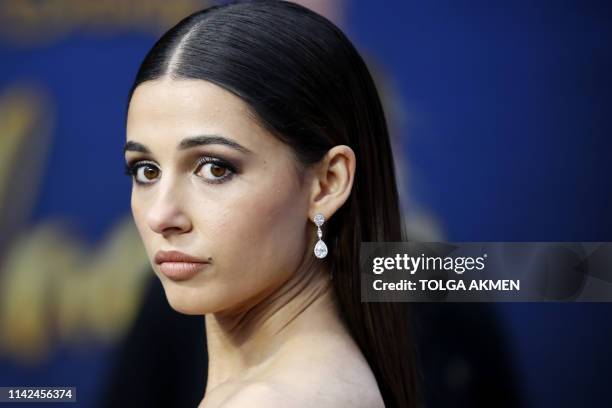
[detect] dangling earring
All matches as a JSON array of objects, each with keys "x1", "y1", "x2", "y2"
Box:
[{"x1": 313, "y1": 213, "x2": 328, "y2": 259}]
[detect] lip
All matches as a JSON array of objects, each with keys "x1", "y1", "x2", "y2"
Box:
[
  {"x1": 154, "y1": 250, "x2": 209, "y2": 281},
  {"x1": 155, "y1": 250, "x2": 208, "y2": 265}
]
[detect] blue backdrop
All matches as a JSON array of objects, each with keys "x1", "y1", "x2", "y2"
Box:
[{"x1": 1, "y1": 1, "x2": 610, "y2": 407}]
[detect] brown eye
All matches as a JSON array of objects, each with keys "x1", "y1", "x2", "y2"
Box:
[
  {"x1": 210, "y1": 164, "x2": 227, "y2": 178},
  {"x1": 133, "y1": 163, "x2": 160, "y2": 184},
  {"x1": 200, "y1": 162, "x2": 228, "y2": 180},
  {"x1": 197, "y1": 159, "x2": 234, "y2": 183},
  {"x1": 143, "y1": 166, "x2": 159, "y2": 180}
]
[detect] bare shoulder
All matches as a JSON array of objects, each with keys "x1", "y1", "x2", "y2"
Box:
[
  {"x1": 219, "y1": 377, "x2": 384, "y2": 408},
  {"x1": 250, "y1": 334, "x2": 386, "y2": 408},
  {"x1": 218, "y1": 381, "x2": 290, "y2": 407},
  {"x1": 217, "y1": 333, "x2": 386, "y2": 408}
]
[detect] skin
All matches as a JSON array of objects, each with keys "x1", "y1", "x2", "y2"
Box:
[{"x1": 126, "y1": 78, "x2": 384, "y2": 407}]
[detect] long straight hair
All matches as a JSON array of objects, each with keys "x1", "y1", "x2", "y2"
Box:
[{"x1": 127, "y1": 1, "x2": 419, "y2": 406}]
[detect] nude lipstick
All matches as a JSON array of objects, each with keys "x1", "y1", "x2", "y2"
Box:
[{"x1": 154, "y1": 250, "x2": 209, "y2": 281}]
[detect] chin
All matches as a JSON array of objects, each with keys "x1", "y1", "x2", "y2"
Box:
[
  {"x1": 158, "y1": 279, "x2": 219, "y2": 315},
  {"x1": 166, "y1": 297, "x2": 207, "y2": 315}
]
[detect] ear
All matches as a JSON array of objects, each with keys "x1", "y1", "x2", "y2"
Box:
[{"x1": 308, "y1": 145, "x2": 356, "y2": 221}]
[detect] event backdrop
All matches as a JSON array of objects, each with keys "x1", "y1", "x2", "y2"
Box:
[{"x1": 1, "y1": 1, "x2": 611, "y2": 407}]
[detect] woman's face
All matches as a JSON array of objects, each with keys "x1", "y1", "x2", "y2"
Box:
[{"x1": 126, "y1": 79, "x2": 313, "y2": 315}]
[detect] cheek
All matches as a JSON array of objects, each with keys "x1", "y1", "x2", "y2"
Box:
[
  {"x1": 130, "y1": 192, "x2": 154, "y2": 257},
  {"x1": 130, "y1": 193, "x2": 143, "y2": 236},
  {"x1": 209, "y1": 181, "x2": 308, "y2": 289}
]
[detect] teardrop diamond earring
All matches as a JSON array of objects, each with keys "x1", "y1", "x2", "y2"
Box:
[{"x1": 313, "y1": 213, "x2": 328, "y2": 259}]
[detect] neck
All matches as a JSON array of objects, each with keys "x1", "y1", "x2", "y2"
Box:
[{"x1": 203, "y1": 260, "x2": 344, "y2": 392}]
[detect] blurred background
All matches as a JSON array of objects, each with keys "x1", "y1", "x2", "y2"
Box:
[{"x1": 1, "y1": 0, "x2": 611, "y2": 407}]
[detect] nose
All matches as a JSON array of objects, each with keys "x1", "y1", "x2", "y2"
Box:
[{"x1": 145, "y1": 183, "x2": 192, "y2": 236}]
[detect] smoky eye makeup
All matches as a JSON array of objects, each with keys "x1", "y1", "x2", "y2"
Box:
[
  {"x1": 123, "y1": 154, "x2": 241, "y2": 186},
  {"x1": 194, "y1": 155, "x2": 238, "y2": 184},
  {"x1": 123, "y1": 160, "x2": 160, "y2": 185}
]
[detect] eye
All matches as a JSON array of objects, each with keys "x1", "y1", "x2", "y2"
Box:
[
  {"x1": 124, "y1": 161, "x2": 160, "y2": 185},
  {"x1": 124, "y1": 156, "x2": 236, "y2": 186},
  {"x1": 196, "y1": 157, "x2": 235, "y2": 183}
]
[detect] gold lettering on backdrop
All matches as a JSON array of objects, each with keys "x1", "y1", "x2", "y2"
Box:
[
  {"x1": 0, "y1": 0, "x2": 211, "y2": 46},
  {"x1": 0, "y1": 84, "x2": 150, "y2": 362},
  {"x1": 0, "y1": 218, "x2": 150, "y2": 362},
  {"x1": 0, "y1": 84, "x2": 53, "y2": 253}
]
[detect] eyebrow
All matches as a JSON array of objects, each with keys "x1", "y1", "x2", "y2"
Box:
[{"x1": 123, "y1": 135, "x2": 253, "y2": 155}]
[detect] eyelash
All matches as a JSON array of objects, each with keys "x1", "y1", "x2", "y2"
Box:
[{"x1": 124, "y1": 156, "x2": 237, "y2": 186}]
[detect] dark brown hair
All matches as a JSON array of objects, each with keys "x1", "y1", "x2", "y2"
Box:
[{"x1": 127, "y1": 1, "x2": 419, "y2": 406}]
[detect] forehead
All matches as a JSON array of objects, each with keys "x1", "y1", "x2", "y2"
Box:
[{"x1": 126, "y1": 78, "x2": 266, "y2": 148}]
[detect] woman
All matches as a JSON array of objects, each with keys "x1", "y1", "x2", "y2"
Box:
[{"x1": 123, "y1": 1, "x2": 418, "y2": 406}]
